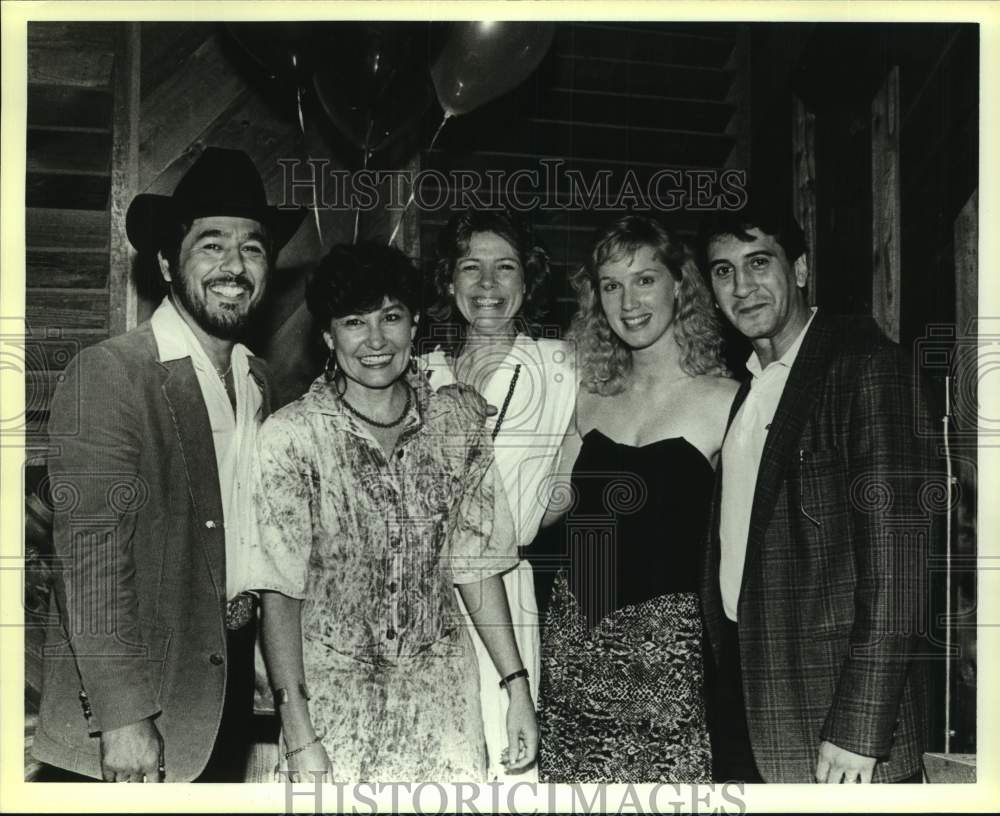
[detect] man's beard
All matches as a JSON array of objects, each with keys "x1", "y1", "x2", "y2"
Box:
[{"x1": 171, "y1": 272, "x2": 262, "y2": 341}]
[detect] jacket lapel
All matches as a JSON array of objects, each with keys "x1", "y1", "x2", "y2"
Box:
[
  {"x1": 248, "y1": 356, "x2": 272, "y2": 419},
  {"x1": 739, "y1": 313, "x2": 839, "y2": 604},
  {"x1": 160, "y1": 358, "x2": 226, "y2": 596}
]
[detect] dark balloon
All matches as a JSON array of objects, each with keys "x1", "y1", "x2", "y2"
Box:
[
  {"x1": 312, "y1": 23, "x2": 438, "y2": 155},
  {"x1": 226, "y1": 22, "x2": 317, "y2": 85},
  {"x1": 431, "y1": 22, "x2": 555, "y2": 117}
]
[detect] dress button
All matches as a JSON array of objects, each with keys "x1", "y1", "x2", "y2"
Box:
[
  {"x1": 209, "y1": 653, "x2": 224, "y2": 666},
  {"x1": 205, "y1": 520, "x2": 216, "y2": 529},
  {"x1": 386, "y1": 628, "x2": 396, "y2": 640},
  {"x1": 396, "y1": 449, "x2": 404, "y2": 460},
  {"x1": 388, "y1": 581, "x2": 398, "y2": 593}
]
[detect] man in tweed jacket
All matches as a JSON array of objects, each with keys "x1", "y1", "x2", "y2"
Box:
[
  {"x1": 697, "y1": 205, "x2": 934, "y2": 783},
  {"x1": 32, "y1": 149, "x2": 303, "y2": 782}
]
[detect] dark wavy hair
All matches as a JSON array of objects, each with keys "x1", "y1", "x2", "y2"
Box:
[
  {"x1": 427, "y1": 209, "x2": 550, "y2": 352},
  {"x1": 569, "y1": 215, "x2": 728, "y2": 396},
  {"x1": 695, "y1": 201, "x2": 808, "y2": 267},
  {"x1": 305, "y1": 242, "x2": 421, "y2": 329}
]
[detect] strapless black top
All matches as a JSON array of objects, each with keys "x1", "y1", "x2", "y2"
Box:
[{"x1": 562, "y1": 429, "x2": 714, "y2": 629}]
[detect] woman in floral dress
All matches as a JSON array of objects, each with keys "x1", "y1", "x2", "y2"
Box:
[{"x1": 249, "y1": 242, "x2": 537, "y2": 782}]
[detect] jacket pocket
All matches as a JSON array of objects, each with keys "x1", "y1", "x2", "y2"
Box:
[{"x1": 795, "y1": 447, "x2": 846, "y2": 528}]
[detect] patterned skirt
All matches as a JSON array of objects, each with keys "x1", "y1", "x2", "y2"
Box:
[{"x1": 538, "y1": 572, "x2": 711, "y2": 783}]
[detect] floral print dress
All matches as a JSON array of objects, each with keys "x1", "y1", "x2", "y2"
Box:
[{"x1": 249, "y1": 373, "x2": 517, "y2": 782}]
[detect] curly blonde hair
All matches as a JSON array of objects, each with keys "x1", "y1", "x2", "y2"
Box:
[{"x1": 569, "y1": 214, "x2": 728, "y2": 396}]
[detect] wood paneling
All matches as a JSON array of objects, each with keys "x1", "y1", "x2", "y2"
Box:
[
  {"x1": 25, "y1": 172, "x2": 110, "y2": 210},
  {"x1": 26, "y1": 128, "x2": 113, "y2": 175},
  {"x1": 792, "y1": 95, "x2": 818, "y2": 305},
  {"x1": 28, "y1": 21, "x2": 117, "y2": 50},
  {"x1": 439, "y1": 116, "x2": 733, "y2": 167},
  {"x1": 109, "y1": 24, "x2": 142, "y2": 335},
  {"x1": 23, "y1": 332, "x2": 107, "y2": 374},
  {"x1": 25, "y1": 290, "x2": 109, "y2": 332},
  {"x1": 27, "y1": 85, "x2": 114, "y2": 130},
  {"x1": 871, "y1": 67, "x2": 901, "y2": 342},
  {"x1": 26, "y1": 208, "x2": 108, "y2": 251},
  {"x1": 28, "y1": 48, "x2": 114, "y2": 89},
  {"x1": 26, "y1": 249, "x2": 108, "y2": 288},
  {"x1": 550, "y1": 55, "x2": 733, "y2": 101},
  {"x1": 558, "y1": 24, "x2": 736, "y2": 68}
]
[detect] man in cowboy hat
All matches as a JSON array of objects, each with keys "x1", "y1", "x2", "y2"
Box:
[{"x1": 33, "y1": 148, "x2": 304, "y2": 782}]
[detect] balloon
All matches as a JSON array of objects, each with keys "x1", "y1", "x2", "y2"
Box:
[
  {"x1": 431, "y1": 22, "x2": 555, "y2": 117},
  {"x1": 226, "y1": 22, "x2": 318, "y2": 86},
  {"x1": 312, "y1": 23, "x2": 438, "y2": 155}
]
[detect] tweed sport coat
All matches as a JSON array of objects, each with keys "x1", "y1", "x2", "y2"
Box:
[
  {"x1": 31, "y1": 321, "x2": 272, "y2": 781},
  {"x1": 701, "y1": 313, "x2": 937, "y2": 783}
]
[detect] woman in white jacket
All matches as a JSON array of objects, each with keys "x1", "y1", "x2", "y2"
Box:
[{"x1": 419, "y1": 209, "x2": 576, "y2": 781}]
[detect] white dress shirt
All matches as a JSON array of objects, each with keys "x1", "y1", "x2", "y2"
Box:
[
  {"x1": 719, "y1": 308, "x2": 817, "y2": 621},
  {"x1": 150, "y1": 297, "x2": 263, "y2": 600}
]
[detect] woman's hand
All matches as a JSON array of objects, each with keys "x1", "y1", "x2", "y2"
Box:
[
  {"x1": 279, "y1": 740, "x2": 333, "y2": 783},
  {"x1": 501, "y1": 680, "x2": 539, "y2": 772}
]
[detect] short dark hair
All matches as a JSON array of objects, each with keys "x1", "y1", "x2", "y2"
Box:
[
  {"x1": 305, "y1": 242, "x2": 422, "y2": 329},
  {"x1": 696, "y1": 200, "x2": 807, "y2": 267},
  {"x1": 428, "y1": 209, "x2": 550, "y2": 349}
]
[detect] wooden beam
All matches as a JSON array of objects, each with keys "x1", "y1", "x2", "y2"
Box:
[
  {"x1": 953, "y1": 189, "x2": 977, "y2": 338},
  {"x1": 138, "y1": 32, "x2": 248, "y2": 190},
  {"x1": 792, "y1": 94, "x2": 818, "y2": 305},
  {"x1": 871, "y1": 66, "x2": 901, "y2": 342},
  {"x1": 109, "y1": 23, "x2": 141, "y2": 336}
]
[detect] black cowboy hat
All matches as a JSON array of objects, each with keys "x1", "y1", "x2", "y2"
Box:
[{"x1": 125, "y1": 147, "x2": 306, "y2": 255}]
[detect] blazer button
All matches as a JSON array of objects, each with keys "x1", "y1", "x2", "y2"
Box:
[
  {"x1": 209, "y1": 652, "x2": 224, "y2": 666},
  {"x1": 205, "y1": 520, "x2": 217, "y2": 529}
]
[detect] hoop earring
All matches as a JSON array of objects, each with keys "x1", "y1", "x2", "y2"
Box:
[
  {"x1": 408, "y1": 344, "x2": 419, "y2": 374},
  {"x1": 324, "y1": 349, "x2": 339, "y2": 382}
]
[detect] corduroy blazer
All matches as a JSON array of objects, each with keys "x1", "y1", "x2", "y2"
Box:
[
  {"x1": 701, "y1": 312, "x2": 937, "y2": 783},
  {"x1": 32, "y1": 320, "x2": 272, "y2": 781}
]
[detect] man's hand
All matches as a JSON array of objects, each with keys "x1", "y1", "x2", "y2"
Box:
[
  {"x1": 100, "y1": 718, "x2": 164, "y2": 782},
  {"x1": 815, "y1": 740, "x2": 877, "y2": 783}
]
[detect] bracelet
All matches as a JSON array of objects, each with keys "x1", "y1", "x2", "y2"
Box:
[
  {"x1": 274, "y1": 681, "x2": 311, "y2": 706},
  {"x1": 498, "y1": 668, "x2": 529, "y2": 690},
  {"x1": 284, "y1": 734, "x2": 323, "y2": 760}
]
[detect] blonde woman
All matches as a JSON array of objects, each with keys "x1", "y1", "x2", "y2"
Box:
[{"x1": 539, "y1": 215, "x2": 737, "y2": 783}]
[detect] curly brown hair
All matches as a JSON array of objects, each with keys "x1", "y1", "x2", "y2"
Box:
[
  {"x1": 427, "y1": 209, "x2": 550, "y2": 353},
  {"x1": 569, "y1": 214, "x2": 728, "y2": 396}
]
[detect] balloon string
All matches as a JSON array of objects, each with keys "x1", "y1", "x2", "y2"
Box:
[
  {"x1": 295, "y1": 79, "x2": 324, "y2": 247},
  {"x1": 354, "y1": 140, "x2": 372, "y2": 244},
  {"x1": 388, "y1": 112, "x2": 452, "y2": 247}
]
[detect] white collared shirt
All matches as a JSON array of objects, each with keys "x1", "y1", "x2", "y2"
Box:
[
  {"x1": 150, "y1": 297, "x2": 263, "y2": 600},
  {"x1": 719, "y1": 307, "x2": 818, "y2": 621}
]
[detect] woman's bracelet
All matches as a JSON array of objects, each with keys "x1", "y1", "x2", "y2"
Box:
[
  {"x1": 284, "y1": 734, "x2": 323, "y2": 760},
  {"x1": 498, "y1": 667, "x2": 529, "y2": 690}
]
